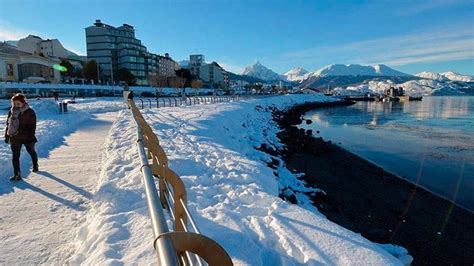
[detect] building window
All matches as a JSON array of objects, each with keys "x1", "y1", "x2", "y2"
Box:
[{"x1": 7, "y1": 64, "x2": 14, "y2": 76}]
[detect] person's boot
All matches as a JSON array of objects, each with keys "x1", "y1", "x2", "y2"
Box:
[
  {"x1": 32, "y1": 164, "x2": 39, "y2": 173},
  {"x1": 9, "y1": 173, "x2": 22, "y2": 181}
]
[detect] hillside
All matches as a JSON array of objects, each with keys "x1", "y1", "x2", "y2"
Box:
[
  {"x1": 226, "y1": 71, "x2": 265, "y2": 83},
  {"x1": 440, "y1": 71, "x2": 473, "y2": 82}
]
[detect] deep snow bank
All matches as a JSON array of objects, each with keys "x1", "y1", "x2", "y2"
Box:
[{"x1": 66, "y1": 94, "x2": 411, "y2": 265}]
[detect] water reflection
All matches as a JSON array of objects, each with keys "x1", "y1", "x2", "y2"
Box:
[
  {"x1": 301, "y1": 96, "x2": 474, "y2": 211},
  {"x1": 311, "y1": 97, "x2": 473, "y2": 128}
]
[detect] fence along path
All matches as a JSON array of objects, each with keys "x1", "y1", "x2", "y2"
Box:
[
  {"x1": 134, "y1": 95, "x2": 242, "y2": 109},
  {"x1": 129, "y1": 99, "x2": 233, "y2": 266}
]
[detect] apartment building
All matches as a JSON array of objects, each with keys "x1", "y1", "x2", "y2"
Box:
[
  {"x1": 199, "y1": 61, "x2": 227, "y2": 88},
  {"x1": 85, "y1": 20, "x2": 178, "y2": 85},
  {"x1": 189, "y1": 54, "x2": 205, "y2": 77}
]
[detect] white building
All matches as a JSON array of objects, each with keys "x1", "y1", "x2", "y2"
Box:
[
  {"x1": 17, "y1": 35, "x2": 69, "y2": 58},
  {"x1": 0, "y1": 43, "x2": 61, "y2": 83},
  {"x1": 199, "y1": 62, "x2": 227, "y2": 88},
  {"x1": 16, "y1": 35, "x2": 85, "y2": 73}
]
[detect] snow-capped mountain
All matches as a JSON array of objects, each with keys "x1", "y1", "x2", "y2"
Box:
[
  {"x1": 242, "y1": 61, "x2": 282, "y2": 81},
  {"x1": 282, "y1": 67, "x2": 309, "y2": 82},
  {"x1": 416, "y1": 71, "x2": 473, "y2": 82},
  {"x1": 331, "y1": 78, "x2": 472, "y2": 97},
  {"x1": 415, "y1": 72, "x2": 448, "y2": 81},
  {"x1": 309, "y1": 64, "x2": 411, "y2": 78},
  {"x1": 440, "y1": 71, "x2": 473, "y2": 82}
]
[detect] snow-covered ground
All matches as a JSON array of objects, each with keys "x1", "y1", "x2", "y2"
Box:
[
  {"x1": 0, "y1": 95, "x2": 412, "y2": 265},
  {"x1": 0, "y1": 98, "x2": 122, "y2": 264},
  {"x1": 68, "y1": 95, "x2": 411, "y2": 264}
]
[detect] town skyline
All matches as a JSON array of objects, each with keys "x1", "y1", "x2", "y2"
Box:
[{"x1": 1, "y1": 0, "x2": 473, "y2": 75}]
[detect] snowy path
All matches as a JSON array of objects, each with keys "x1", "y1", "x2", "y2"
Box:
[{"x1": 0, "y1": 112, "x2": 116, "y2": 264}]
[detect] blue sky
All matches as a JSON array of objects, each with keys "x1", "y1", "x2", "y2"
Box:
[{"x1": 1, "y1": 0, "x2": 473, "y2": 75}]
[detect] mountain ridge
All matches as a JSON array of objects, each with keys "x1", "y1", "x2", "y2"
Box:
[
  {"x1": 416, "y1": 71, "x2": 473, "y2": 82},
  {"x1": 242, "y1": 61, "x2": 283, "y2": 81},
  {"x1": 308, "y1": 64, "x2": 412, "y2": 78},
  {"x1": 282, "y1": 67, "x2": 310, "y2": 82}
]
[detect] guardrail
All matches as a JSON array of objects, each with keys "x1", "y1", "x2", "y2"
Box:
[
  {"x1": 129, "y1": 99, "x2": 233, "y2": 266},
  {"x1": 134, "y1": 95, "x2": 243, "y2": 109}
]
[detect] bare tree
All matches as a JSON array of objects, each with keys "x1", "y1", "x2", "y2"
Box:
[
  {"x1": 170, "y1": 76, "x2": 186, "y2": 97},
  {"x1": 191, "y1": 79, "x2": 202, "y2": 96},
  {"x1": 148, "y1": 72, "x2": 169, "y2": 97}
]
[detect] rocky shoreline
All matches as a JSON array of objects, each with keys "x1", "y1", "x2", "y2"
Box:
[{"x1": 267, "y1": 100, "x2": 474, "y2": 265}]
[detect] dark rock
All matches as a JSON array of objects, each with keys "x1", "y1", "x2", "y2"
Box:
[{"x1": 280, "y1": 188, "x2": 298, "y2": 204}]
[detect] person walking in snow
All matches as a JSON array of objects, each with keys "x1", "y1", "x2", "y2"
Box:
[
  {"x1": 53, "y1": 91, "x2": 59, "y2": 101},
  {"x1": 4, "y1": 93, "x2": 39, "y2": 181}
]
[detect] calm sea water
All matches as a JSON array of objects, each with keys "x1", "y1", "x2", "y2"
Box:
[{"x1": 301, "y1": 96, "x2": 474, "y2": 212}]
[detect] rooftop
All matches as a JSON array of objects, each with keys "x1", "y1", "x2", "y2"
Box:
[{"x1": 0, "y1": 43, "x2": 32, "y2": 56}]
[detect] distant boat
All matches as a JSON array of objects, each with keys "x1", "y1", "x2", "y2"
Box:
[{"x1": 409, "y1": 96, "x2": 423, "y2": 101}]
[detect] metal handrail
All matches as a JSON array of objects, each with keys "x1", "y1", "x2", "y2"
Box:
[
  {"x1": 129, "y1": 99, "x2": 233, "y2": 266},
  {"x1": 136, "y1": 95, "x2": 244, "y2": 109},
  {"x1": 134, "y1": 117, "x2": 179, "y2": 266}
]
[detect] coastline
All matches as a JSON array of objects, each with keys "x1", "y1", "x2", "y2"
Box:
[{"x1": 271, "y1": 100, "x2": 474, "y2": 265}]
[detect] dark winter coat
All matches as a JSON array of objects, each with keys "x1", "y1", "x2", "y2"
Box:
[
  {"x1": 5, "y1": 108, "x2": 37, "y2": 144},
  {"x1": 127, "y1": 91, "x2": 135, "y2": 100}
]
